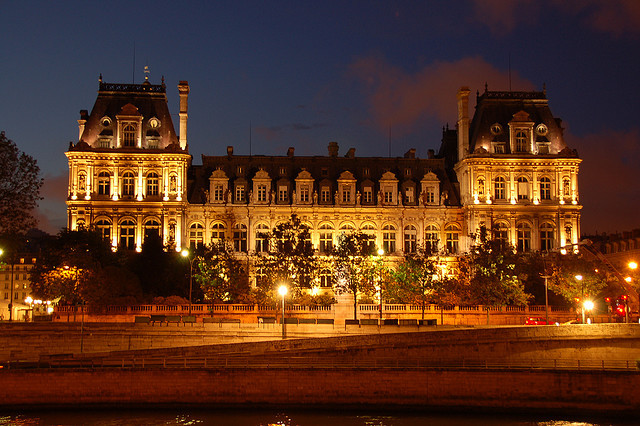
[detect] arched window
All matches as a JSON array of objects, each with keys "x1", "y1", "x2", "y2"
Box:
[
  {"x1": 233, "y1": 223, "x2": 247, "y2": 252},
  {"x1": 210, "y1": 222, "x2": 226, "y2": 243},
  {"x1": 382, "y1": 224, "x2": 396, "y2": 254},
  {"x1": 445, "y1": 224, "x2": 460, "y2": 254},
  {"x1": 255, "y1": 223, "x2": 269, "y2": 252},
  {"x1": 95, "y1": 219, "x2": 111, "y2": 241},
  {"x1": 516, "y1": 222, "x2": 531, "y2": 252},
  {"x1": 403, "y1": 225, "x2": 417, "y2": 254},
  {"x1": 122, "y1": 171, "x2": 135, "y2": 196},
  {"x1": 122, "y1": 123, "x2": 136, "y2": 147},
  {"x1": 189, "y1": 223, "x2": 204, "y2": 249},
  {"x1": 493, "y1": 222, "x2": 509, "y2": 249},
  {"x1": 319, "y1": 269, "x2": 333, "y2": 288},
  {"x1": 255, "y1": 267, "x2": 267, "y2": 286},
  {"x1": 319, "y1": 224, "x2": 333, "y2": 254},
  {"x1": 97, "y1": 172, "x2": 110, "y2": 196},
  {"x1": 539, "y1": 177, "x2": 551, "y2": 200},
  {"x1": 144, "y1": 219, "x2": 161, "y2": 240},
  {"x1": 425, "y1": 224, "x2": 439, "y2": 253},
  {"x1": 494, "y1": 177, "x2": 506, "y2": 200},
  {"x1": 119, "y1": 219, "x2": 136, "y2": 250},
  {"x1": 540, "y1": 223, "x2": 554, "y2": 252},
  {"x1": 517, "y1": 177, "x2": 529, "y2": 200},
  {"x1": 515, "y1": 131, "x2": 528, "y2": 152},
  {"x1": 146, "y1": 172, "x2": 159, "y2": 196},
  {"x1": 339, "y1": 223, "x2": 355, "y2": 234}
]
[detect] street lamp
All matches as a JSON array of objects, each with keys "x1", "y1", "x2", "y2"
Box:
[
  {"x1": 575, "y1": 274, "x2": 584, "y2": 323},
  {"x1": 377, "y1": 248, "x2": 384, "y2": 323},
  {"x1": 583, "y1": 300, "x2": 594, "y2": 324},
  {"x1": 278, "y1": 284, "x2": 287, "y2": 339},
  {"x1": 181, "y1": 249, "x2": 197, "y2": 315}
]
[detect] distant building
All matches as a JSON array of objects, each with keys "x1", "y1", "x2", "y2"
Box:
[
  {"x1": 66, "y1": 77, "x2": 582, "y2": 286},
  {"x1": 0, "y1": 255, "x2": 37, "y2": 320}
]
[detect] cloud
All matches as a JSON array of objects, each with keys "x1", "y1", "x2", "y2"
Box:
[
  {"x1": 567, "y1": 128, "x2": 640, "y2": 234},
  {"x1": 469, "y1": 0, "x2": 640, "y2": 37},
  {"x1": 253, "y1": 126, "x2": 282, "y2": 142},
  {"x1": 35, "y1": 171, "x2": 69, "y2": 234},
  {"x1": 348, "y1": 55, "x2": 535, "y2": 137}
]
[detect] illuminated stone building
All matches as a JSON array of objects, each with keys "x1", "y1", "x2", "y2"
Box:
[{"x1": 66, "y1": 78, "x2": 581, "y2": 285}]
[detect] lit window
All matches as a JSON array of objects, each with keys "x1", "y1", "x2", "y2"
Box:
[
  {"x1": 341, "y1": 185, "x2": 351, "y2": 203},
  {"x1": 404, "y1": 187, "x2": 414, "y2": 204},
  {"x1": 320, "y1": 269, "x2": 333, "y2": 288},
  {"x1": 96, "y1": 219, "x2": 111, "y2": 241},
  {"x1": 233, "y1": 223, "x2": 248, "y2": 252},
  {"x1": 235, "y1": 185, "x2": 245, "y2": 202},
  {"x1": 98, "y1": 172, "x2": 110, "y2": 195},
  {"x1": 278, "y1": 186, "x2": 288, "y2": 203},
  {"x1": 189, "y1": 223, "x2": 204, "y2": 249},
  {"x1": 122, "y1": 123, "x2": 136, "y2": 147},
  {"x1": 363, "y1": 187, "x2": 373, "y2": 204},
  {"x1": 119, "y1": 220, "x2": 136, "y2": 250},
  {"x1": 213, "y1": 184, "x2": 224, "y2": 202},
  {"x1": 494, "y1": 177, "x2": 506, "y2": 200},
  {"x1": 517, "y1": 223, "x2": 531, "y2": 252},
  {"x1": 517, "y1": 177, "x2": 529, "y2": 200},
  {"x1": 540, "y1": 223, "x2": 554, "y2": 252},
  {"x1": 299, "y1": 185, "x2": 309, "y2": 203},
  {"x1": 493, "y1": 222, "x2": 509, "y2": 249},
  {"x1": 403, "y1": 225, "x2": 417, "y2": 253},
  {"x1": 384, "y1": 190, "x2": 393, "y2": 204},
  {"x1": 540, "y1": 177, "x2": 551, "y2": 200},
  {"x1": 257, "y1": 185, "x2": 267, "y2": 202},
  {"x1": 425, "y1": 225, "x2": 438, "y2": 253},
  {"x1": 255, "y1": 223, "x2": 269, "y2": 252},
  {"x1": 445, "y1": 224, "x2": 460, "y2": 254},
  {"x1": 319, "y1": 224, "x2": 333, "y2": 254},
  {"x1": 211, "y1": 222, "x2": 226, "y2": 243},
  {"x1": 146, "y1": 172, "x2": 159, "y2": 196},
  {"x1": 321, "y1": 187, "x2": 331, "y2": 203},
  {"x1": 122, "y1": 172, "x2": 135, "y2": 196},
  {"x1": 382, "y1": 224, "x2": 396, "y2": 254},
  {"x1": 515, "y1": 131, "x2": 528, "y2": 152}
]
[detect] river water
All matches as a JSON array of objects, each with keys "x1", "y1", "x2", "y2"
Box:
[{"x1": 0, "y1": 409, "x2": 633, "y2": 426}]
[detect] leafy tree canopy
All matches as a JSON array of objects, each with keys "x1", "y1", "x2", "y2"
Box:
[
  {"x1": 194, "y1": 240, "x2": 250, "y2": 303},
  {"x1": 0, "y1": 132, "x2": 43, "y2": 236}
]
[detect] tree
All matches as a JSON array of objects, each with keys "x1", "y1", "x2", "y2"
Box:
[
  {"x1": 455, "y1": 226, "x2": 530, "y2": 306},
  {"x1": 254, "y1": 214, "x2": 319, "y2": 301},
  {"x1": 331, "y1": 231, "x2": 377, "y2": 320},
  {"x1": 0, "y1": 132, "x2": 43, "y2": 236},
  {"x1": 548, "y1": 252, "x2": 609, "y2": 307},
  {"x1": 391, "y1": 244, "x2": 442, "y2": 319},
  {"x1": 194, "y1": 240, "x2": 249, "y2": 303}
]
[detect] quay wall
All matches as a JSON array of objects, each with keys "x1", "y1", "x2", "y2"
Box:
[{"x1": 0, "y1": 367, "x2": 637, "y2": 414}]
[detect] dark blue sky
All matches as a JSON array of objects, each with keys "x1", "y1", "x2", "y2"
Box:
[{"x1": 2, "y1": 0, "x2": 639, "y2": 234}]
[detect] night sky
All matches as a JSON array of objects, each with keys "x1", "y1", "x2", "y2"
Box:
[{"x1": 2, "y1": 1, "x2": 639, "y2": 235}]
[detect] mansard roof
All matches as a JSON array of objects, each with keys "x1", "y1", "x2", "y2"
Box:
[
  {"x1": 187, "y1": 144, "x2": 459, "y2": 205},
  {"x1": 75, "y1": 77, "x2": 179, "y2": 149},
  {"x1": 468, "y1": 87, "x2": 569, "y2": 155}
]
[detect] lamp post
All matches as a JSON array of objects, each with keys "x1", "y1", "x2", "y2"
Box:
[
  {"x1": 575, "y1": 274, "x2": 584, "y2": 323},
  {"x1": 181, "y1": 249, "x2": 197, "y2": 315},
  {"x1": 1, "y1": 249, "x2": 16, "y2": 321},
  {"x1": 377, "y1": 248, "x2": 384, "y2": 323},
  {"x1": 278, "y1": 284, "x2": 287, "y2": 339},
  {"x1": 583, "y1": 300, "x2": 594, "y2": 324},
  {"x1": 541, "y1": 273, "x2": 552, "y2": 324}
]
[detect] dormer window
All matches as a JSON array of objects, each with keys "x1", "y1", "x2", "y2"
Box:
[
  {"x1": 122, "y1": 124, "x2": 136, "y2": 147},
  {"x1": 535, "y1": 124, "x2": 548, "y2": 136},
  {"x1": 101, "y1": 117, "x2": 112, "y2": 127},
  {"x1": 490, "y1": 123, "x2": 502, "y2": 135},
  {"x1": 515, "y1": 131, "x2": 528, "y2": 152},
  {"x1": 148, "y1": 118, "x2": 160, "y2": 129}
]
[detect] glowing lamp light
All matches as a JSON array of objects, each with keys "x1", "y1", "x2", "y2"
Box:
[
  {"x1": 625, "y1": 276, "x2": 632, "y2": 283},
  {"x1": 181, "y1": 249, "x2": 189, "y2": 258},
  {"x1": 629, "y1": 261, "x2": 638, "y2": 270},
  {"x1": 25, "y1": 296, "x2": 33, "y2": 304},
  {"x1": 71, "y1": 194, "x2": 78, "y2": 200},
  {"x1": 560, "y1": 248, "x2": 567, "y2": 255},
  {"x1": 575, "y1": 274, "x2": 583, "y2": 281},
  {"x1": 278, "y1": 285, "x2": 288, "y2": 297},
  {"x1": 311, "y1": 287, "x2": 319, "y2": 296},
  {"x1": 377, "y1": 248, "x2": 384, "y2": 256},
  {"x1": 486, "y1": 199, "x2": 492, "y2": 204},
  {"x1": 583, "y1": 300, "x2": 594, "y2": 311}
]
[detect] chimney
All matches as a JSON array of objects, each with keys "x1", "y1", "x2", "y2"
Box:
[
  {"x1": 328, "y1": 142, "x2": 339, "y2": 157},
  {"x1": 427, "y1": 149, "x2": 435, "y2": 159},
  {"x1": 404, "y1": 148, "x2": 416, "y2": 159},
  {"x1": 456, "y1": 86, "x2": 471, "y2": 162},
  {"x1": 345, "y1": 148, "x2": 355, "y2": 158},
  {"x1": 227, "y1": 146, "x2": 233, "y2": 157},
  {"x1": 78, "y1": 110, "x2": 89, "y2": 141},
  {"x1": 178, "y1": 81, "x2": 190, "y2": 150},
  {"x1": 287, "y1": 147, "x2": 295, "y2": 157}
]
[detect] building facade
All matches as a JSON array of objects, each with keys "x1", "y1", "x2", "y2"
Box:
[{"x1": 66, "y1": 78, "x2": 581, "y2": 285}]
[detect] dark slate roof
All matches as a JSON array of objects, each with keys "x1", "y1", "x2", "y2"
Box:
[
  {"x1": 187, "y1": 147, "x2": 460, "y2": 206},
  {"x1": 468, "y1": 89, "x2": 569, "y2": 155},
  {"x1": 76, "y1": 79, "x2": 179, "y2": 149}
]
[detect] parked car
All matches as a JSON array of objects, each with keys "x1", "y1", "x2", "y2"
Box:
[{"x1": 524, "y1": 316, "x2": 554, "y2": 325}]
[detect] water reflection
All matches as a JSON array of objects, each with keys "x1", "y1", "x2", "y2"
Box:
[{"x1": 0, "y1": 410, "x2": 631, "y2": 426}]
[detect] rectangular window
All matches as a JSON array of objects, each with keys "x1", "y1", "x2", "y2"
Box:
[
  {"x1": 235, "y1": 185, "x2": 245, "y2": 202},
  {"x1": 257, "y1": 185, "x2": 267, "y2": 202},
  {"x1": 213, "y1": 184, "x2": 224, "y2": 201},
  {"x1": 278, "y1": 186, "x2": 288, "y2": 203},
  {"x1": 405, "y1": 187, "x2": 414, "y2": 204},
  {"x1": 341, "y1": 185, "x2": 351, "y2": 203},
  {"x1": 321, "y1": 187, "x2": 331, "y2": 203},
  {"x1": 362, "y1": 168, "x2": 370, "y2": 177},
  {"x1": 363, "y1": 188, "x2": 372, "y2": 204},
  {"x1": 384, "y1": 190, "x2": 393, "y2": 204},
  {"x1": 300, "y1": 185, "x2": 309, "y2": 202}
]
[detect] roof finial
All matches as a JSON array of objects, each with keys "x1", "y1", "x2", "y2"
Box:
[
  {"x1": 144, "y1": 65, "x2": 150, "y2": 81},
  {"x1": 99, "y1": 73, "x2": 102, "y2": 83},
  {"x1": 484, "y1": 82, "x2": 488, "y2": 93},
  {"x1": 542, "y1": 82, "x2": 546, "y2": 95},
  {"x1": 161, "y1": 75, "x2": 165, "y2": 86}
]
